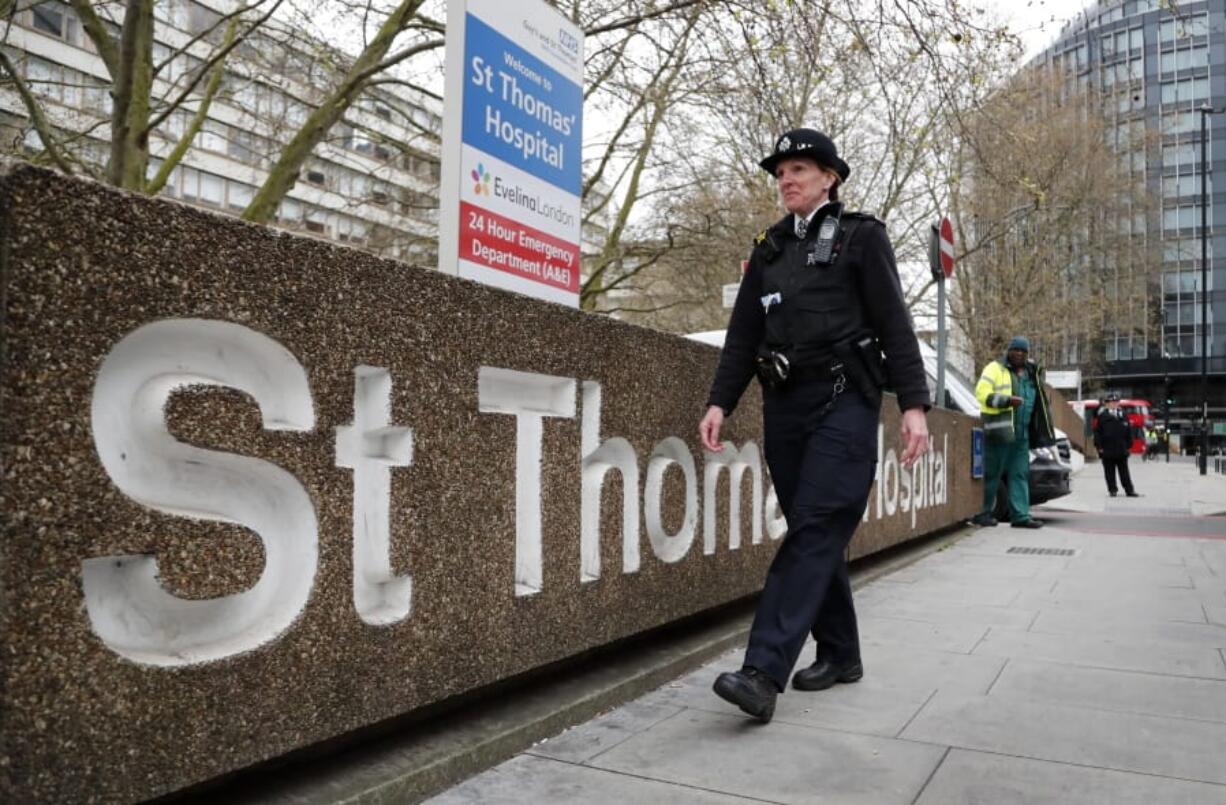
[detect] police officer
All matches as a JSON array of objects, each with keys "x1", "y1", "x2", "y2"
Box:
[
  {"x1": 699, "y1": 128, "x2": 930, "y2": 724},
  {"x1": 1093, "y1": 391, "x2": 1139, "y2": 497}
]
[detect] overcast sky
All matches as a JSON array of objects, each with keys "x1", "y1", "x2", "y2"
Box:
[{"x1": 1002, "y1": 0, "x2": 1097, "y2": 58}]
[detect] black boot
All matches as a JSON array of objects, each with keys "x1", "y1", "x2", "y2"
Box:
[
  {"x1": 792, "y1": 658, "x2": 864, "y2": 691},
  {"x1": 713, "y1": 667, "x2": 778, "y2": 723},
  {"x1": 970, "y1": 513, "x2": 998, "y2": 527}
]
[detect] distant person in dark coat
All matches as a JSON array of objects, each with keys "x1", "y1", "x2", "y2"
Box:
[{"x1": 1093, "y1": 391, "x2": 1139, "y2": 497}]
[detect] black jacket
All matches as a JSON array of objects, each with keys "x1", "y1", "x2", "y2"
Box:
[
  {"x1": 706, "y1": 206, "x2": 929, "y2": 414},
  {"x1": 1093, "y1": 409, "x2": 1134, "y2": 460}
]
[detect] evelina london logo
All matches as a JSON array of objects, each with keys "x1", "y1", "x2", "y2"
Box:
[{"x1": 471, "y1": 163, "x2": 491, "y2": 195}]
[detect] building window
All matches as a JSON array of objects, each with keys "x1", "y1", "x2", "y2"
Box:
[
  {"x1": 195, "y1": 121, "x2": 227, "y2": 154},
  {"x1": 279, "y1": 198, "x2": 302, "y2": 225},
  {"x1": 179, "y1": 167, "x2": 200, "y2": 200},
  {"x1": 1160, "y1": 13, "x2": 1209, "y2": 44},
  {"x1": 1159, "y1": 47, "x2": 1208, "y2": 75},
  {"x1": 1163, "y1": 204, "x2": 1208, "y2": 231},
  {"x1": 227, "y1": 182, "x2": 253, "y2": 211},
  {"x1": 304, "y1": 209, "x2": 327, "y2": 234},
  {"x1": 1162, "y1": 174, "x2": 1210, "y2": 199},
  {"x1": 199, "y1": 172, "x2": 224, "y2": 206},
  {"x1": 1159, "y1": 77, "x2": 1208, "y2": 105},
  {"x1": 305, "y1": 169, "x2": 326, "y2": 187},
  {"x1": 1163, "y1": 236, "x2": 1212, "y2": 264},
  {"x1": 31, "y1": 3, "x2": 67, "y2": 38}
]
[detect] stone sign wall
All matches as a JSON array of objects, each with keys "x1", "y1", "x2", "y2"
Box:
[{"x1": 0, "y1": 165, "x2": 980, "y2": 802}]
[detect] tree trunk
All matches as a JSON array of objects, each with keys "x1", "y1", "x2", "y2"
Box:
[{"x1": 108, "y1": 0, "x2": 155, "y2": 190}]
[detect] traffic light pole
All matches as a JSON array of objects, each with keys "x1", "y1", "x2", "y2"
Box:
[
  {"x1": 1199, "y1": 106, "x2": 1209, "y2": 475},
  {"x1": 1165, "y1": 389, "x2": 1172, "y2": 463}
]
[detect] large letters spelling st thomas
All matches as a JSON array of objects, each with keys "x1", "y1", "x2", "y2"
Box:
[{"x1": 84, "y1": 319, "x2": 946, "y2": 667}]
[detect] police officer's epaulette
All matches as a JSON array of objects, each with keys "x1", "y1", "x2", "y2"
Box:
[{"x1": 751, "y1": 228, "x2": 782, "y2": 262}]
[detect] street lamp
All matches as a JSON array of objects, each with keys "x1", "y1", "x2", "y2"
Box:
[{"x1": 1196, "y1": 103, "x2": 1221, "y2": 475}]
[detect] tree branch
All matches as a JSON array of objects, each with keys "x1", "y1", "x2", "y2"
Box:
[
  {"x1": 584, "y1": 0, "x2": 708, "y2": 37},
  {"x1": 69, "y1": 0, "x2": 119, "y2": 77},
  {"x1": 0, "y1": 49, "x2": 76, "y2": 174},
  {"x1": 146, "y1": 19, "x2": 237, "y2": 195},
  {"x1": 146, "y1": 0, "x2": 285, "y2": 134}
]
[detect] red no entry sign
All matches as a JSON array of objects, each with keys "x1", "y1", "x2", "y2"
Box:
[{"x1": 938, "y1": 216, "x2": 955, "y2": 278}]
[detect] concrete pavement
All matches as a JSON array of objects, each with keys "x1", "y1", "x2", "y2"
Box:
[{"x1": 429, "y1": 458, "x2": 1226, "y2": 804}]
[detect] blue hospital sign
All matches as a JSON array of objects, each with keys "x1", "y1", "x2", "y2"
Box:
[
  {"x1": 971, "y1": 428, "x2": 985, "y2": 479},
  {"x1": 440, "y1": 0, "x2": 584, "y2": 307}
]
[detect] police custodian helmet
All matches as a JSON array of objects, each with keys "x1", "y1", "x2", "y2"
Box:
[{"x1": 759, "y1": 128, "x2": 851, "y2": 181}]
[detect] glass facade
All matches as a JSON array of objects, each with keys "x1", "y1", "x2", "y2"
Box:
[{"x1": 1040, "y1": 0, "x2": 1225, "y2": 374}]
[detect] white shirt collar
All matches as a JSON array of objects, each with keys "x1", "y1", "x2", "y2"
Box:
[{"x1": 795, "y1": 200, "x2": 830, "y2": 232}]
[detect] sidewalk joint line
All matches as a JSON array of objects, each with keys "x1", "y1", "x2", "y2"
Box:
[
  {"x1": 894, "y1": 688, "x2": 939, "y2": 740},
  {"x1": 1025, "y1": 610, "x2": 1041, "y2": 632},
  {"x1": 929, "y1": 745, "x2": 1226, "y2": 790},
  {"x1": 984, "y1": 658, "x2": 1009, "y2": 696},
  {"x1": 909, "y1": 746, "x2": 951, "y2": 805},
  {"x1": 967, "y1": 625, "x2": 992, "y2": 655},
  {"x1": 548, "y1": 754, "x2": 788, "y2": 804},
  {"x1": 576, "y1": 703, "x2": 690, "y2": 765}
]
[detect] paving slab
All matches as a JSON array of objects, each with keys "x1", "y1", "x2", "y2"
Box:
[
  {"x1": 586, "y1": 708, "x2": 946, "y2": 805},
  {"x1": 858, "y1": 616, "x2": 989, "y2": 654},
  {"x1": 1010, "y1": 593, "x2": 1210, "y2": 623},
  {"x1": 915, "y1": 749, "x2": 1226, "y2": 805},
  {"x1": 861, "y1": 598, "x2": 1038, "y2": 630},
  {"x1": 865, "y1": 578, "x2": 1023, "y2": 607},
  {"x1": 884, "y1": 553, "x2": 1063, "y2": 582},
  {"x1": 525, "y1": 700, "x2": 685, "y2": 764},
  {"x1": 426, "y1": 754, "x2": 756, "y2": 804},
  {"x1": 972, "y1": 625, "x2": 1226, "y2": 678},
  {"x1": 1028, "y1": 609, "x2": 1226, "y2": 650},
  {"x1": 901, "y1": 689, "x2": 1226, "y2": 785},
  {"x1": 1050, "y1": 563, "x2": 1195, "y2": 588},
  {"x1": 989, "y1": 659, "x2": 1226, "y2": 722}
]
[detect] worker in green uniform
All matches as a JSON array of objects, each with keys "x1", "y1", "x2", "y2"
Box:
[{"x1": 971, "y1": 336, "x2": 1056, "y2": 529}]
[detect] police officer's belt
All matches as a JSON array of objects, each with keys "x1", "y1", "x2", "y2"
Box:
[{"x1": 781, "y1": 345, "x2": 844, "y2": 379}]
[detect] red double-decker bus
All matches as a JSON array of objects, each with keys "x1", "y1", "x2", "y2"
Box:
[{"x1": 1081, "y1": 398, "x2": 1152, "y2": 454}]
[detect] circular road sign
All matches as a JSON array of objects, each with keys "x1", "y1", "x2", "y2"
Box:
[{"x1": 938, "y1": 216, "x2": 955, "y2": 278}]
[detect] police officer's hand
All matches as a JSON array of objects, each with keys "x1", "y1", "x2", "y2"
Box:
[
  {"x1": 699, "y1": 405, "x2": 725, "y2": 452},
  {"x1": 1009, "y1": 396, "x2": 1023, "y2": 408},
  {"x1": 899, "y1": 407, "x2": 928, "y2": 468}
]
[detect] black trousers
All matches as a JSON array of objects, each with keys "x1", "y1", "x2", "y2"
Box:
[
  {"x1": 744, "y1": 379, "x2": 880, "y2": 692},
  {"x1": 1102, "y1": 456, "x2": 1135, "y2": 495}
]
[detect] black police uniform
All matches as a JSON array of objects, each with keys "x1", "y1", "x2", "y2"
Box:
[
  {"x1": 1093, "y1": 407, "x2": 1136, "y2": 496},
  {"x1": 707, "y1": 202, "x2": 930, "y2": 694}
]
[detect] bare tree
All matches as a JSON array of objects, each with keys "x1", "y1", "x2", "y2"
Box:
[
  {"x1": 611, "y1": 0, "x2": 1016, "y2": 331},
  {"x1": 948, "y1": 68, "x2": 1157, "y2": 375}
]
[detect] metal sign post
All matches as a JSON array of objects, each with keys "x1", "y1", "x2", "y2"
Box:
[{"x1": 929, "y1": 217, "x2": 955, "y2": 408}]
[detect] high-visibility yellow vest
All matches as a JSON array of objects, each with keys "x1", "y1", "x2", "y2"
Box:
[{"x1": 976, "y1": 360, "x2": 1016, "y2": 442}]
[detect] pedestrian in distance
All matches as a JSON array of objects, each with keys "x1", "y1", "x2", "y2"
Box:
[
  {"x1": 1093, "y1": 391, "x2": 1140, "y2": 497},
  {"x1": 970, "y1": 336, "x2": 1057, "y2": 529},
  {"x1": 1143, "y1": 427, "x2": 1158, "y2": 462},
  {"x1": 698, "y1": 128, "x2": 930, "y2": 724}
]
